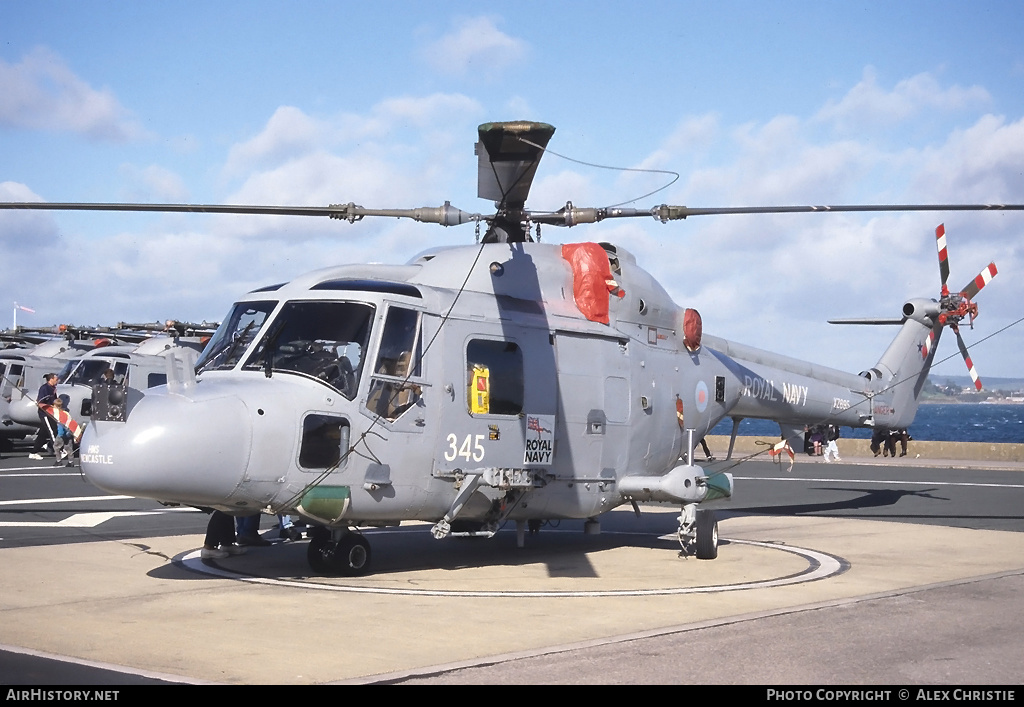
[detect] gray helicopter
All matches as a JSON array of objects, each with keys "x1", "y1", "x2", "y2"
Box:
[
  {"x1": 3, "y1": 323, "x2": 209, "y2": 436},
  {"x1": 1, "y1": 334, "x2": 91, "y2": 443},
  {"x1": 1, "y1": 121, "x2": 1015, "y2": 575}
]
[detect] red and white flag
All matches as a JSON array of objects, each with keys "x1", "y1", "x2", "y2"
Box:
[{"x1": 42, "y1": 405, "x2": 84, "y2": 443}]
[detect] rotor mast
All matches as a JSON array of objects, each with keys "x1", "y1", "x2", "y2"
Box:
[{"x1": 475, "y1": 121, "x2": 556, "y2": 243}]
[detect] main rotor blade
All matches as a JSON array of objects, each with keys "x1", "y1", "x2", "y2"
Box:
[
  {"x1": 953, "y1": 326, "x2": 983, "y2": 391},
  {"x1": 529, "y1": 202, "x2": 1024, "y2": 226},
  {"x1": 0, "y1": 202, "x2": 339, "y2": 216},
  {"x1": 0, "y1": 201, "x2": 483, "y2": 226},
  {"x1": 961, "y1": 262, "x2": 998, "y2": 301},
  {"x1": 4, "y1": 200, "x2": 1023, "y2": 227},
  {"x1": 651, "y1": 203, "x2": 1024, "y2": 220},
  {"x1": 935, "y1": 223, "x2": 951, "y2": 290}
]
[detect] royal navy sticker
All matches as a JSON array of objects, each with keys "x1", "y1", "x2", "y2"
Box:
[{"x1": 524, "y1": 414, "x2": 555, "y2": 466}]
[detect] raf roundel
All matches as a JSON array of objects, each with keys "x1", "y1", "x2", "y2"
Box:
[{"x1": 695, "y1": 380, "x2": 709, "y2": 413}]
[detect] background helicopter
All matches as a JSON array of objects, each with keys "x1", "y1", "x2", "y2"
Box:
[
  {"x1": 1, "y1": 328, "x2": 96, "y2": 444},
  {"x1": 1, "y1": 321, "x2": 214, "y2": 442},
  {"x1": 2, "y1": 120, "x2": 1018, "y2": 576}
]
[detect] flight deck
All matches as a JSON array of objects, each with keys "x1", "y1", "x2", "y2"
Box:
[{"x1": 1, "y1": 450, "x2": 1023, "y2": 685}]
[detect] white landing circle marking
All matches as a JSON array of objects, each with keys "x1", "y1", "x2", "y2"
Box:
[{"x1": 177, "y1": 538, "x2": 847, "y2": 598}]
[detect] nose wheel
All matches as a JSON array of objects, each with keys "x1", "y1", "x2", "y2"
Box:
[
  {"x1": 307, "y1": 528, "x2": 372, "y2": 576},
  {"x1": 677, "y1": 505, "x2": 719, "y2": 560}
]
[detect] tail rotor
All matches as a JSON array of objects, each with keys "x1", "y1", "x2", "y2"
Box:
[{"x1": 928, "y1": 224, "x2": 997, "y2": 390}]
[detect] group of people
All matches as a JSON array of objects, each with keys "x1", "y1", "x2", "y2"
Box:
[
  {"x1": 805, "y1": 423, "x2": 912, "y2": 461},
  {"x1": 871, "y1": 428, "x2": 911, "y2": 458},
  {"x1": 24, "y1": 368, "x2": 121, "y2": 463},
  {"x1": 27, "y1": 373, "x2": 77, "y2": 466},
  {"x1": 805, "y1": 423, "x2": 843, "y2": 462}
]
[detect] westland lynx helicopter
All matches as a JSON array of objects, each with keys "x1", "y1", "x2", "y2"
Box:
[
  {"x1": 1, "y1": 121, "x2": 1017, "y2": 575},
  {"x1": 1, "y1": 331, "x2": 92, "y2": 442},
  {"x1": 4, "y1": 322, "x2": 213, "y2": 434}
]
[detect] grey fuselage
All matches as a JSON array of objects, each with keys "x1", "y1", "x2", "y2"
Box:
[{"x1": 81, "y1": 242, "x2": 939, "y2": 525}]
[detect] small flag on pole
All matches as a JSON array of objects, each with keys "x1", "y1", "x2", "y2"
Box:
[{"x1": 13, "y1": 302, "x2": 34, "y2": 330}]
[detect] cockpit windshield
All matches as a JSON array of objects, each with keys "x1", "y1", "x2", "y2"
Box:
[
  {"x1": 195, "y1": 301, "x2": 277, "y2": 372},
  {"x1": 58, "y1": 359, "x2": 129, "y2": 386},
  {"x1": 242, "y1": 300, "x2": 375, "y2": 399}
]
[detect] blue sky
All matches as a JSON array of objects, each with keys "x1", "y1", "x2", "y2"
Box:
[{"x1": 2, "y1": 1, "x2": 1023, "y2": 379}]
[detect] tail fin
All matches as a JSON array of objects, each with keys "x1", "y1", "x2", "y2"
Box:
[
  {"x1": 832, "y1": 224, "x2": 997, "y2": 429},
  {"x1": 871, "y1": 298, "x2": 943, "y2": 428}
]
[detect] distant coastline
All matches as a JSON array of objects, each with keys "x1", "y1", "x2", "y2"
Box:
[
  {"x1": 710, "y1": 401, "x2": 1024, "y2": 444},
  {"x1": 920, "y1": 398, "x2": 1024, "y2": 405}
]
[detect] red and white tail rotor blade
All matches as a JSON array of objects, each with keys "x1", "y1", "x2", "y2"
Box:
[
  {"x1": 953, "y1": 326, "x2": 983, "y2": 391},
  {"x1": 920, "y1": 325, "x2": 938, "y2": 361},
  {"x1": 935, "y1": 224, "x2": 951, "y2": 294},
  {"x1": 961, "y1": 262, "x2": 997, "y2": 301}
]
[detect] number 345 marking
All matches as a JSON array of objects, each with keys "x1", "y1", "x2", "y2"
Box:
[{"x1": 444, "y1": 433, "x2": 485, "y2": 462}]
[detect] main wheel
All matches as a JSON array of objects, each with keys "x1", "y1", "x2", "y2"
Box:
[
  {"x1": 695, "y1": 509, "x2": 719, "y2": 560},
  {"x1": 333, "y1": 534, "x2": 371, "y2": 576},
  {"x1": 306, "y1": 528, "x2": 332, "y2": 573}
]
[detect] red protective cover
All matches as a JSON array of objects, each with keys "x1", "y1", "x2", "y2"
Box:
[
  {"x1": 561, "y1": 242, "x2": 616, "y2": 324},
  {"x1": 683, "y1": 308, "x2": 702, "y2": 351}
]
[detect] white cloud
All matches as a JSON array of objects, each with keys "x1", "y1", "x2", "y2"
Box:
[
  {"x1": 222, "y1": 94, "x2": 483, "y2": 184},
  {"x1": 815, "y1": 67, "x2": 990, "y2": 133},
  {"x1": 4, "y1": 68, "x2": 1021, "y2": 377},
  {"x1": 912, "y1": 114, "x2": 1024, "y2": 204},
  {"x1": 118, "y1": 164, "x2": 190, "y2": 203},
  {"x1": 223, "y1": 106, "x2": 325, "y2": 178},
  {"x1": 0, "y1": 182, "x2": 61, "y2": 252},
  {"x1": 421, "y1": 16, "x2": 527, "y2": 78},
  {"x1": 0, "y1": 47, "x2": 145, "y2": 141},
  {"x1": 608, "y1": 73, "x2": 1024, "y2": 377}
]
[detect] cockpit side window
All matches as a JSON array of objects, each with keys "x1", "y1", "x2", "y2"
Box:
[
  {"x1": 196, "y1": 301, "x2": 277, "y2": 372},
  {"x1": 0, "y1": 363, "x2": 10, "y2": 394},
  {"x1": 365, "y1": 306, "x2": 423, "y2": 421},
  {"x1": 242, "y1": 300, "x2": 375, "y2": 400}
]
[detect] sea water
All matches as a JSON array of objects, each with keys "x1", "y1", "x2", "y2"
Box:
[{"x1": 708, "y1": 403, "x2": 1024, "y2": 444}]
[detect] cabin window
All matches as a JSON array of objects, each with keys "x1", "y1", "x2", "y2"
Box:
[
  {"x1": 466, "y1": 339, "x2": 523, "y2": 416},
  {"x1": 366, "y1": 306, "x2": 423, "y2": 420},
  {"x1": 299, "y1": 414, "x2": 351, "y2": 469},
  {"x1": 242, "y1": 300, "x2": 374, "y2": 400}
]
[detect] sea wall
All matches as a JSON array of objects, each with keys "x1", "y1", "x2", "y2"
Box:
[{"x1": 703, "y1": 435, "x2": 1024, "y2": 463}]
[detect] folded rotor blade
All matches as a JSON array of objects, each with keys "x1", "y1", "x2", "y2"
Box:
[
  {"x1": 953, "y1": 326, "x2": 983, "y2": 391},
  {"x1": 961, "y1": 262, "x2": 997, "y2": 301}
]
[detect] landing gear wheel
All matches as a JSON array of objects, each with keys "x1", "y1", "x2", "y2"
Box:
[
  {"x1": 334, "y1": 534, "x2": 371, "y2": 576},
  {"x1": 306, "y1": 530, "x2": 372, "y2": 576},
  {"x1": 306, "y1": 527, "x2": 331, "y2": 573},
  {"x1": 695, "y1": 509, "x2": 719, "y2": 560}
]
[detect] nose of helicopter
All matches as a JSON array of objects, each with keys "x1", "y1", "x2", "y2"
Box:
[{"x1": 81, "y1": 391, "x2": 253, "y2": 506}]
